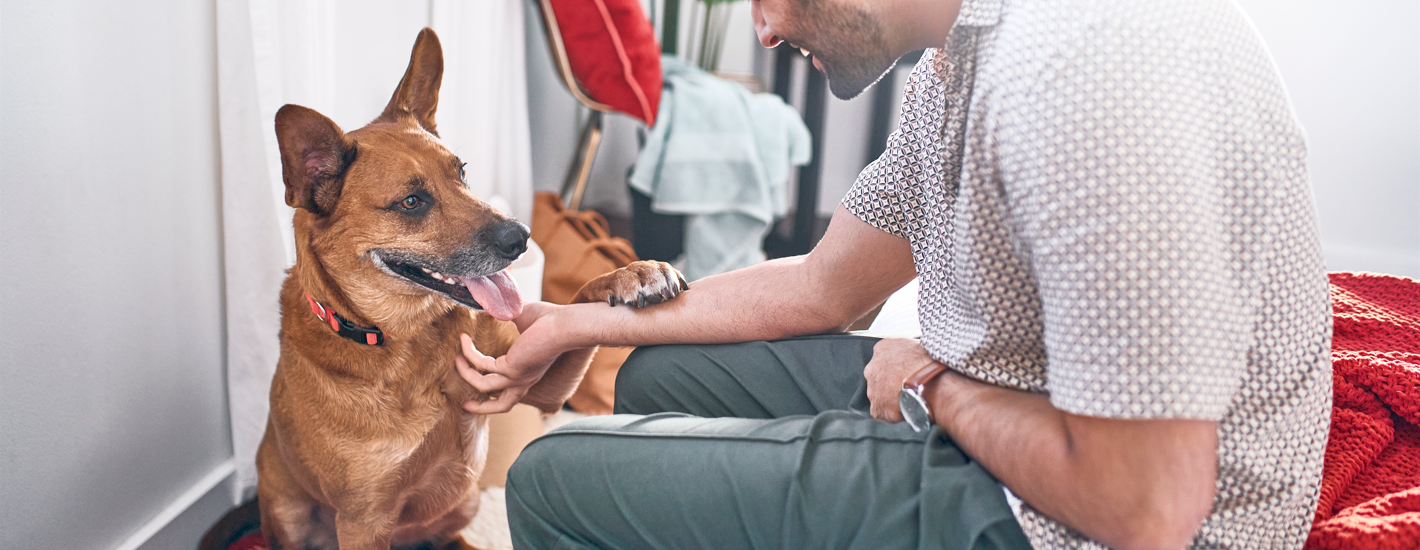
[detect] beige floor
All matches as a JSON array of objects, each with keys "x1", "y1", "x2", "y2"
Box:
[
  {"x1": 461, "y1": 408, "x2": 586, "y2": 550},
  {"x1": 460, "y1": 487, "x2": 512, "y2": 550}
]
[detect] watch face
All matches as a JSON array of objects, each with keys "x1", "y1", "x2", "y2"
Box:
[{"x1": 899, "y1": 388, "x2": 932, "y2": 433}]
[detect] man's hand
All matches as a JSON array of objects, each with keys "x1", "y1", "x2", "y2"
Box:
[
  {"x1": 456, "y1": 301, "x2": 572, "y2": 414},
  {"x1": 864, "y1": 338, "x2": 939, "y2": 422}
]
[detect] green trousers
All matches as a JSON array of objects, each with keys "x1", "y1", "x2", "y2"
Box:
[{"x1": 506, "y1": 334, "x2": 1030, "y2": 550}]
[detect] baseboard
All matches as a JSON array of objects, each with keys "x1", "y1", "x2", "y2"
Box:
[{"x1": 113, "y1": 458, "x2": 238, "y2": 550}]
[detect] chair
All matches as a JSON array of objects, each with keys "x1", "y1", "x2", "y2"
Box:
[{"x1": 531, "y1": 0, "x2": 660, "y2": 211}]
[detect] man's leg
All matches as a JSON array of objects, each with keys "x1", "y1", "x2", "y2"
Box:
[
  {"x1": 613, "y1": 334, "x2": 879, "y2": 418},
  {"x1": 507, "y1": 335, "x2": 1028, "y2": 550}
]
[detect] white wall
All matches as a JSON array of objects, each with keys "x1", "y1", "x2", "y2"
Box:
[
  {"x1": 0, "y1": 1, "x2": 234, "y2": 549},
  {"x1": 1236, "y1": 0, "x2": 1420, "y2": 279},
  {"x1": 3, "y1": 2, "x2": 536, "y2": 547},
  {"x1": 524, "y1": 0, "x2": 586, "y2": 199}
]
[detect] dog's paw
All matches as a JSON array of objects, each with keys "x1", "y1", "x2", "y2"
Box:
[{"x1": 576, "y1": 260, "x2": 687, "y2": 309}]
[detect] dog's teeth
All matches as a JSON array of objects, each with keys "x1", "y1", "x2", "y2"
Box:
[
  {"x1": 443, "y1": 277, "x2": 456, "y2": 284},
  {"x1": 800, "y1": 47, "x2": 810, "y2": 57},
  {"x1": 430, "y1": 271, "x2": 443, "y2": 279},
  {"x1": 420, "y1": 267, "x2": 431, "y2": 273}
]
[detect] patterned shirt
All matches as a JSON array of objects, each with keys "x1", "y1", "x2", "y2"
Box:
[{"x1": 843, "y1": 0, "x2": 1334, "y2": 547}]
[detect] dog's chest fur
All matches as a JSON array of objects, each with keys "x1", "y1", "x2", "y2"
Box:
[{"x1": 269, "y1": 282, "x2": 495, "y2": 517}]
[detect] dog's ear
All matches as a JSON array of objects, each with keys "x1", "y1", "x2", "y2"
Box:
[
  {"x1": 377, "y1": 27, "x2": 443, "y2": 135},
  {"x1": 275, "y1": 104, "x2": 357, "y2": 216}
]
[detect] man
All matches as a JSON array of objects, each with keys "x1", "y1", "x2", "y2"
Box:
[{"x1": 458, "y1": 0, "x2": 1333, "y2": 547}]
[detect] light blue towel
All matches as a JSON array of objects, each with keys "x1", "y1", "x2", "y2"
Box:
[{"x1": 630, "y1": 56, "x2": 812, "y2": 281}]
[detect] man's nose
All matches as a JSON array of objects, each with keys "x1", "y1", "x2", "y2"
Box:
[{"x1": 751, "y1": 1, "x2": 782, "y2": 48}]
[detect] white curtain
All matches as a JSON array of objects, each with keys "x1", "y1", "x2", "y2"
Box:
[{"x1": 216, "y1": 0, "x2": 535, "y2": 499}]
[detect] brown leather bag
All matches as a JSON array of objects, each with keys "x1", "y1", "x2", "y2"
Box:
[
  {"x1": 531, "y1": 192, "x2": 637, "y2": 304},
  {"x1": 529, "y1": 191, "x2": 636, "y2": 415}
]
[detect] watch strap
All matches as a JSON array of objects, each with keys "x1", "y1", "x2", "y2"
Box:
[{"x1": 903, "y1": 362, "x2": 947, "y2": 390}]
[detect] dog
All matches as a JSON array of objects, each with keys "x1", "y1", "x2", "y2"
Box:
[{"x1": 255, "y1": 28, "x2": 684, "y2": 550}]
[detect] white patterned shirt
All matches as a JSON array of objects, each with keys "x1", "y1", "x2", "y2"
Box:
[{"x1": 843, "y1": 0, "x2": 1333, "y2": 547}]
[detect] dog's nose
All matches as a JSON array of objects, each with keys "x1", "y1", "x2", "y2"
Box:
[{"x1": 491, "y1": 221, "x2": 530, "y2": 260}]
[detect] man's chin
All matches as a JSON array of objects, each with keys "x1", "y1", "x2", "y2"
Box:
[
  {"x1": 823, "y1": 57, "x2": 898, "y2": 101},
  {"x1": 817, "y1": 55, "x2": 891, "y2": 100}
]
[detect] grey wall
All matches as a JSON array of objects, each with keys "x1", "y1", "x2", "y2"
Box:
[{"x1": 0, "y1": 1, "x2": 232, "y2": 549}]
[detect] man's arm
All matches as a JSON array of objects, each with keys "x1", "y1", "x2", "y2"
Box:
[
  {"x1": 866, "y1": 338, "x2": 1217, "y2": 550},
  {"x1": 459, "y1": 207, "x2": 917, "y2": 413},
  {"x1": 573, "y1": 205, "x2": 918, "y2": 345}
]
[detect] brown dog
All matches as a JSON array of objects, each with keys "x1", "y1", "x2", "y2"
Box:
[{"x1": 255, "y1": 28, "x2": 684, "y2": 550}]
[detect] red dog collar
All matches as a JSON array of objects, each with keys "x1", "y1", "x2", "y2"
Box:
[{"x1": 304, "y1": 292, "x2": 385, "y2": 346}]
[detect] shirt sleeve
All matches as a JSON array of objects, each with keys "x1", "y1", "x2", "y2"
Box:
[
  {"x1": 842, "y1": 51, "x2": 945, "y2": 244},
  {"x1": 994, "y1": 10, "x2": 1252, "y2": 420}
]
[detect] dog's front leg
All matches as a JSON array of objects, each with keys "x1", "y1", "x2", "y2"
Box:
[
  {"x1": 333, "y1": 511, "x2": 396, "y2": 550},
  {"x1": 519, "y1": 260, "x2": 685, "y2": 412},
  {"x1": 519, "y1": 347, "x2": 596, "y2": 413}
]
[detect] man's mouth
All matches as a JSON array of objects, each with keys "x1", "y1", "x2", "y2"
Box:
[
  {"x1": 375, "y1": 253, "x2": 523, "y2": 321},
  {"x1": 787, "y1": 42, "x2": 821, "y2": 70}
]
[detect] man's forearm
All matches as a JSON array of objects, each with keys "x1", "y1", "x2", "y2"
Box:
[
  {"x1": 556, "y1": 256, "x2": 845, "y2": 348},
  {"x1": 928, "y1": 373, "x2": 1217, "y2": 550},
  {"x1": 552, "y1": 207, "x2": 918, "y2": 351}
]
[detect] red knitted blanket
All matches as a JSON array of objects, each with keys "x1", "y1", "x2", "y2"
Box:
[{"x1": 1305, "y1": 272, "x2": 1420, "y2": 550}]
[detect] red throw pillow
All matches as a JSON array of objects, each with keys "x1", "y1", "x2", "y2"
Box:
[{"x1": 547, "y1": 0, "x2": 662, "y2": 126}]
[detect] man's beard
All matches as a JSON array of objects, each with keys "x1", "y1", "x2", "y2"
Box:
[
  {"x1": 821, "y1": 53, "x2": 898, "y2": 100},
  {"x1": 802, "y1": 0, "x2": 897, "y2": 100}
]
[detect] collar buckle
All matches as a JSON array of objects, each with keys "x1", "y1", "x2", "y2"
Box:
[{"x1": 303, "y1": 292, "x2": 385, "y2": 346}]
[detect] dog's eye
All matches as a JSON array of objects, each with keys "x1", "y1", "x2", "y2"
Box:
[
  {"x1": 390, "y1": 190, "x2": 432, "y2": 215},
  {"x1": 458, "y1": 162, "x2": 468, "y2": 183}
]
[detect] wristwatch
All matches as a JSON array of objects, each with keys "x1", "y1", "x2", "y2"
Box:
[{"x1": 899, "y1": 362, "x2": 947, "y2": 432}]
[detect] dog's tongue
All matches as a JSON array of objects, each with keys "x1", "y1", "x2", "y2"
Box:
[{"x1": 460, "y1": 269, "x2": 522, "y2": 321}]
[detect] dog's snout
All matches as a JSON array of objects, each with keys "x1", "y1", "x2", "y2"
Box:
[{"x1": 491, "y1": 221, "x2": 530, "y2": 260}]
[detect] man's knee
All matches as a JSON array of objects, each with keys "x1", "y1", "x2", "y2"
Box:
[
  {"x1": 505, "y1": 438, "x2": 563, "y2": 549},
  {"x1": 505, "y1": 437, "x2": 551, "y2": 510},
  {"x1": 505, "y1": 432, "x2": 586, "y2": 543},
  {"x1": 506, "y1": 417, "x2": 643, "y2": 499},
  {"x1": 507, "y1": 418, "x2": 658, "y2": 548}
]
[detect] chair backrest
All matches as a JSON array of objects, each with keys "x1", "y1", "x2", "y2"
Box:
[
  {"x1": 533, "y1": 0, "x2": 614, "y2": 113},
  {"x1": 530, "y1": 0, "x2": 662, "y2": 126}
]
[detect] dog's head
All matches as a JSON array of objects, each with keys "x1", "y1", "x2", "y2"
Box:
[{"x1": 274, "y1": 28, "x2": 526, "y2": 325}]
